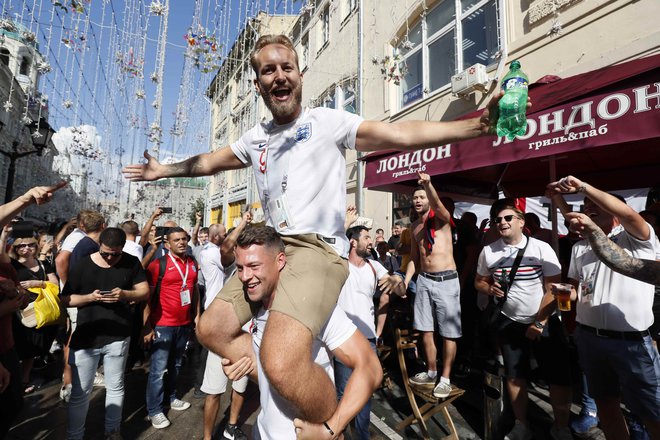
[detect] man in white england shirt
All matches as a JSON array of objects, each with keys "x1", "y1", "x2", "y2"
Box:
[
  {"x1": 222, "y1": 226, "x2": 382, "y2": 439},
  {"x1": 123, "y1": 33, "x2": 513, "y2": 423}
]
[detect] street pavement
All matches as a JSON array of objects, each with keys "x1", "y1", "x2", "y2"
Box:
[{"x1": 7, "y1": 347, "x2": 608, "y2": 439}]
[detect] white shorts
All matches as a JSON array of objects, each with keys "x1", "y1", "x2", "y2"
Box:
[{"x1": 200, "y1": 351, "x2": 249, "y2": 395}]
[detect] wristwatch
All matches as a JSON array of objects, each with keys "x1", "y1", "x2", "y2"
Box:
[{"x1": 533, "y1": 320, "x2": 545, "y2": 330}]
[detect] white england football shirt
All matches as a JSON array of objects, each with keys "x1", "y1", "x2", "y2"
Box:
[{"x1": 231, "y1": 107, "x2": 363, "y2": 257}]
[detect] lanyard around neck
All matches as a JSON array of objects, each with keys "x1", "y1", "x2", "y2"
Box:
[{"x1": 168, "y1": 252, "x2": 189, "y2": 289}]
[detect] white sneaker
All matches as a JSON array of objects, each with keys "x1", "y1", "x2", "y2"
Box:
[
  {"x1": 550, "y1": 425, "x2": 573, "y2": 440},
  {"x1": 409, "y1": 372, "x2": 436, "y2": 387},
  {"x1": 149, "y1": 412, "x2": 171, "y2": 429},
  {"x1": 93, "y1": 371, "x2": 105, "y2": 387},
  {"x1": 504, "y1": 420, "x2": 533, "y2": 440},
  {"x1": 432, "y1": 381, "x2": 452, "y2": 398},
  {"x1": 59, "y1": 384, "x2": 72, "y2": 403},
  {"x1": 169, "y1": 398, "x2": 191, "y2": 411}
]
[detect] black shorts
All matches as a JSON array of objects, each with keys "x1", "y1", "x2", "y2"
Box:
[{"x1": 494, "y1": 314, "x2": 573, "y2": 385}]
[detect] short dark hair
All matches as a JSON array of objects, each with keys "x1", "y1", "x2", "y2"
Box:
[
  {"x1": 121, "y1": 220, "x2": 139, "y2": 236},
  {"x1": 200, "y1": 227, "x2": 209, "y2": 235},
  {"x1": 394, "y1": 220, "x2": 405, "y2": 227},
  {"x1": 346, "y1": 225, "x2": 369, "y2": 241},
  {"x1": 376, "y1": 228, "x2": 384, "y2": 234},
  {"x1": 100, "y1": 227, "x2": 126, "y2": 248},
  {"x1": 237, "y1": 226, "x2": 284, "y2": 252},
  {"x1": 412, "y1": 185, "x2": 426, "y2": 196},
  {"x1": 166, "y1": 226, "x2": 187, "y2": 240}
]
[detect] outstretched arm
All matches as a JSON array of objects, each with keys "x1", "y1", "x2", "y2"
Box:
[
  {"x1": 293, "y1": 330, "x2": 382, "y2": 439},
  {"x1": 355, "y1": 92, "x2": 509, "y2": 152},
  {"x1": 0, "y1": 182, "x2": 67, "y2": 228},
  {"x1": 566, "y1": 212, "x2": 660, "y2": 285},
  {"x1": 140, "y1": 207, "x2": 163, "y2": 247},
  {"x1": 122, "y1": 147, "x2": 246, "y2": 182}
]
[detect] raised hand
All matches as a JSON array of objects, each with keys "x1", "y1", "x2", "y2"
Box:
[
  {"x1": 417, "y1": 171, "x2": 431, "y2": 186},
  {"x1": 564, "y1": 211, "x2": 598, "y2": 235},
  {"x1": 122, "y1": 150, "x2": 165, "y2": 182},
  {"x1": 19, "y1": 181, "x2": 67, "y2": 206},
  {"x1": 547, "y1": 175, "x2": 585, "y2": 194},
  {"x1": 242, "y1": 210, "x2": 253, "y2": 224}
]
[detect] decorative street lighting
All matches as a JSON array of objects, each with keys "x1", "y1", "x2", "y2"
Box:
[{"x1": 1, "y1": 118, "x2": 55, "y2": 203}]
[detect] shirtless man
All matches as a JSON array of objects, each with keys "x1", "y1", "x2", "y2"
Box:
[{"x1": 408, "y1": 172, "x2": 460, "y2": 398}]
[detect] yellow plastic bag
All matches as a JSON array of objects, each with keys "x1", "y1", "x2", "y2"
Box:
[{"x1": 29, "y1": 282, "x2": 61, "y2": 329}]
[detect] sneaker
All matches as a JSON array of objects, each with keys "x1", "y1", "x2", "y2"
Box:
[
  {"x1": 569, "y1": 410, "x2": 598, "y2": 434},
  {"x1": 432, "y1": 381, "x2": 452, "y2": 399},
  {"x1": 193, "y1": 388, "x2": 206, "y2": 399},
  {"x1": 169, "y1": 398, "x2": 191, "y2": 411},
  {"x1": 409, "y1": 372, "x2": 436, "y2": 387},
  {"x1": 504, "y1": 420, "x2": 533, "y2": 440},
  {"x1": 93, "y1": 371, "x2": 105, "y2": 387},
  {"x1": 550, "y1": 425, "x2": 573, "y2": 440},
  {"x1": 149, "y1": 412, "x2": 171, "y2": 429},
  {"x1": 223, "y1": 423, "x2": 247, "y2": 440},
  {"x1": 59, "y1": 384, "x2": 72, "y2": 403}
]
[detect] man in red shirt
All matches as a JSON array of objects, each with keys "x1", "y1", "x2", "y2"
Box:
[{"x1": 144, "y1": 227, "x2": 200, "y2": 429}]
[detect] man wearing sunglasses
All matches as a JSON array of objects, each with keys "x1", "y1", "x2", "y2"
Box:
[
  {"x1": 475, "y1": 205, "x2": 569, "y2": 440},
  {"x1": 61, "y1": 227, "x2": 149, "y2": 440}
]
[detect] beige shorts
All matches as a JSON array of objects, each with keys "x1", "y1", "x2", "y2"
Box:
[{"x1": 216, "y1": 234, "x2": 348, "y2": 337}]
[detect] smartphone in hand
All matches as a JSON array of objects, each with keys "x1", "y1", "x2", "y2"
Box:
[{"x1": 99, "y1": 290, "x2": 113, "y2": 295}]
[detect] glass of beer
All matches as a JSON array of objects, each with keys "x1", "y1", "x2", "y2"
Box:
[{"x1": 552, "y1": 283, "x2": 573, "y2": 311}]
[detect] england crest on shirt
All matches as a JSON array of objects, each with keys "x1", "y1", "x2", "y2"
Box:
[{"x1": 295, "y1": 123, "x2": 312, "y2": 143}]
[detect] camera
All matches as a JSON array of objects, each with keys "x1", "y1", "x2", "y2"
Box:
[
  {"x1": 159, "y1": 207, "x2": 173, "y2": 214},
  {"x1": 11, "y1": 221, "x2": 34, "y2": 238}
]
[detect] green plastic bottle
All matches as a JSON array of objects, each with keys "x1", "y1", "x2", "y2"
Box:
[{"x1": 497, "y1": 60, "x2": 529, "y2": 140}]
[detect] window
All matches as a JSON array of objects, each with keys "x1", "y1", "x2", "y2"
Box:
[
  {"x1": 397, "y1": 0, "x2": 500, "y2": 108},
  {"x1": 0, "y1": 48, "x2": 9, "y2": 66},
  {"x1": 19, "y1": 56, "x2": 31, "y2": 75},
  {"x1": 318, "y1": 6, "x2": 330, "y2": 51},
  {"x1": 301, "y1": 34, "x2": 309, "y2": 70},
  {"x1": 313, "y1": 79, "x2": 358, "y2": 114},
  {"x1": 341, "y1": 0, "x2": 357, "y2": 21}
]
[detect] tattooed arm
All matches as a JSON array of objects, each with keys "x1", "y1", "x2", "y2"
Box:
[
  {"x1": 565, "y1": 212, "x2": 659, "y2": 285},
  {"x1": 122, "y1": 147, "x2": 245, "y2": 181}
]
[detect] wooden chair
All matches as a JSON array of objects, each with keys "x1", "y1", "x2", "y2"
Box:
[
  {"x1": 394, "y1": 327, "x2": 465, "y2": 440},
  {"x1": 376, "y1": 343, "x2": 393, "y2": 389}
]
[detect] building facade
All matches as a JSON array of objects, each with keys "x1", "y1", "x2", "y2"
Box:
[{"x1": 207, "y1": 0, "x2": 659, "y2": 234}]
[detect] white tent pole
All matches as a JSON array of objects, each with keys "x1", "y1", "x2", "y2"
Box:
[{"x1": 549, "y1": 155, "x2": 559, "y2": 253}]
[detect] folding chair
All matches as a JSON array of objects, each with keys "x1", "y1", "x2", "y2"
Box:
[{"x1": 394, "y1": 328, "x2": 465, "y2": 440}]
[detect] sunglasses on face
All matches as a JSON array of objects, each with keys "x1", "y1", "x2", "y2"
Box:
[
  {"x1": 99, "y1": 251, "x2": 122, "y2": 258},
  {"x1": 15, "y1": 243, "x2": 37, "y2": 249},
  {"x1": 493, "y1": 215, "x2": 518, "y2": 224}
]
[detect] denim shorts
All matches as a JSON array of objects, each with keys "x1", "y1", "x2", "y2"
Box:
[{"x1": 575, "y1": 325, "x2": 660, "y2": 420}]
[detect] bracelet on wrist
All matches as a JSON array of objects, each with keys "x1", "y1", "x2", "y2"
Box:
[
  {"x1": 577, "y1": 184, "x2": 587, "y2": 193},
  {"x1": 323, "y1": 421, "x2": 335, "y2": 437}
]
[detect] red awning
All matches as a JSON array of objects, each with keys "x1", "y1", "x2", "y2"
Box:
[{"x1": 364, "y1": 54, "x2": 660, "y2": 200}]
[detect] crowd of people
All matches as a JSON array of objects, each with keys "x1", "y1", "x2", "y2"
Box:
[{"x1": 1, "y1": 32, "x2": 658, "y2": 440}]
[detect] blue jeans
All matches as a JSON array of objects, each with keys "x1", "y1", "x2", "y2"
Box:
[
  {"x1": 334, "y1": 339, "x2": 377, "y2": 440},
  {"x1": 67, "y1": 338, "x2": 130, "y2": 439},
  {"x1": 580, "y1": 372, "x2": 598, "y2": 414},
  {"x1": 146, "y1": 325, "x2": 191, "y2": 417}
]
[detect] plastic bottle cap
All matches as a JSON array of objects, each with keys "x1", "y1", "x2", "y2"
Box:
[{"x1": 510, "y1": 60, "x2": 521, "y2": 69}]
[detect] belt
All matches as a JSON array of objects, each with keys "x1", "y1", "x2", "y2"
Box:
[
  {"x1": 317, "y1": 235, "x2": 336, "y2": 245},
  {"x1": 577, "y1": 323, "x2": 649, "y2": 341},
  {"x1": 420, "y1": 271, "x2": 458, "y2": 282}
]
